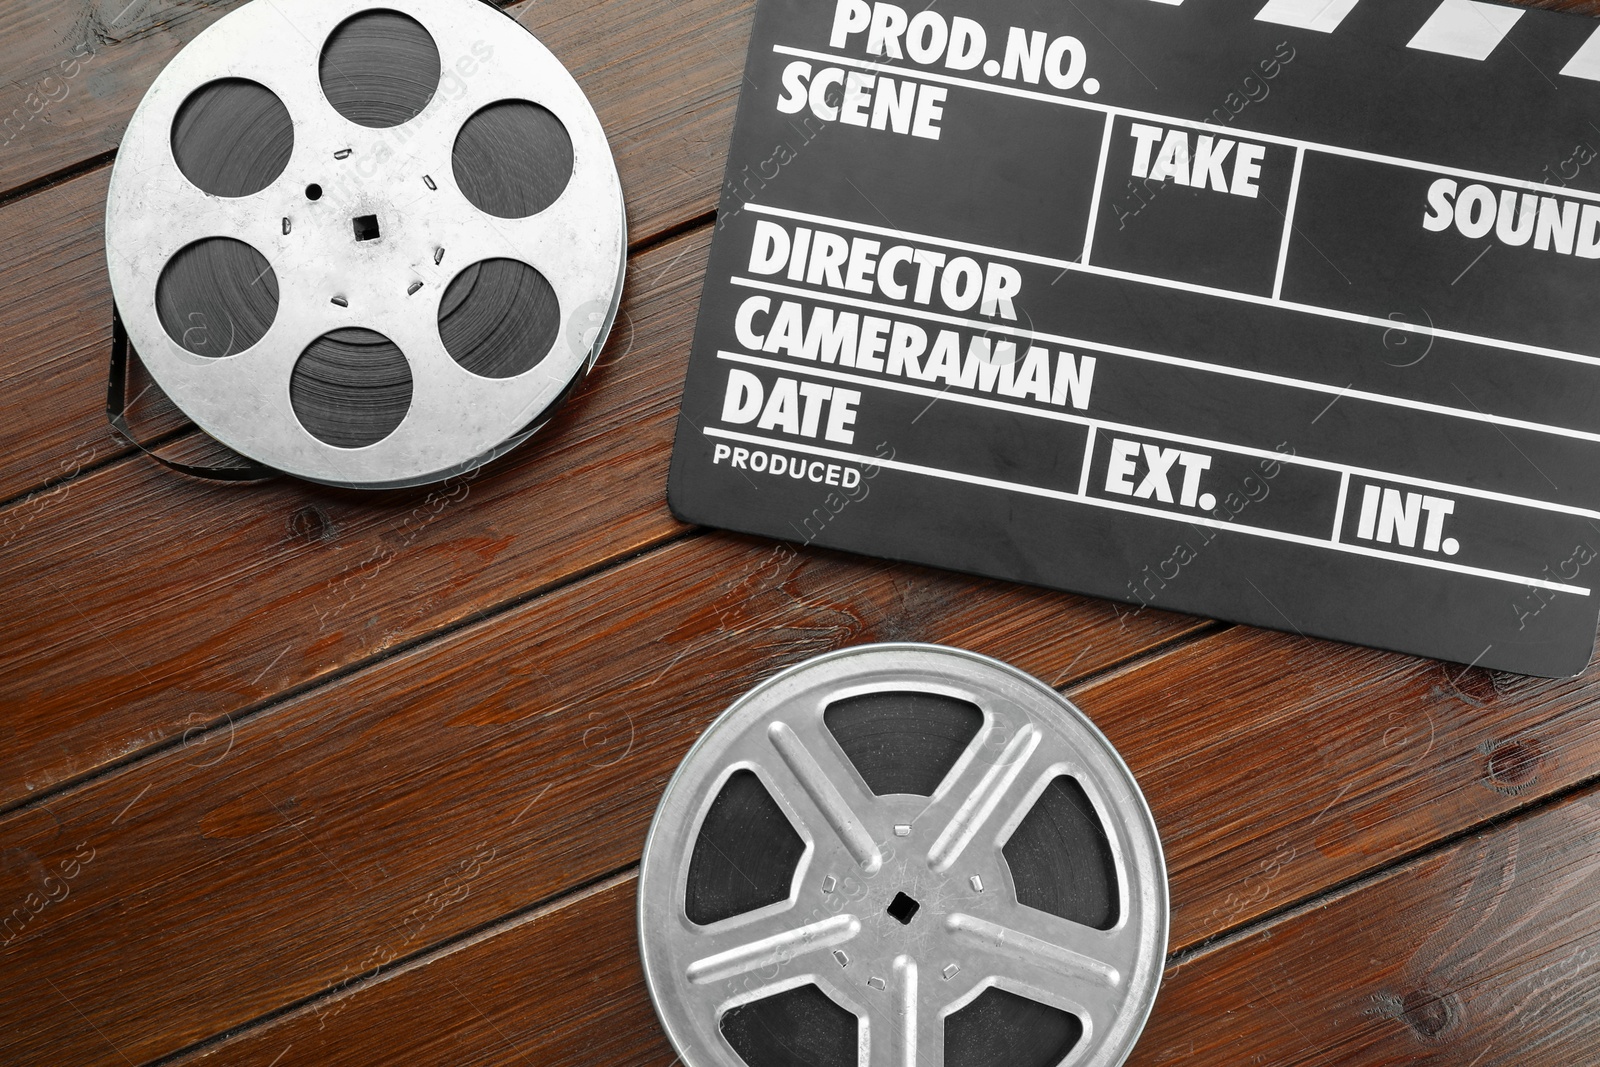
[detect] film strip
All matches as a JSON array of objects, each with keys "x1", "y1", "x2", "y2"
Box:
[
  {"x1": 105, "y1": 0, "x2": 625, "y2": 489},
  {"x1": 639, "y1": 645, "x2": 1167, "y2": 1067},
  {"x1": 671, "y1": 0, "x2": 1600, "y2": 676}
]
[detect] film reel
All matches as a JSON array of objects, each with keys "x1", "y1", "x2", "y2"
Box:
[
  {"x1": 104, "y1": 0, "x2": 625, "y2": 488},
  {"x1": 639, "y1": 644, "x2": 1167, "y2": 1067}
]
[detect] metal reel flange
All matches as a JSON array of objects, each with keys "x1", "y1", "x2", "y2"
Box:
[
  {"x1": 639, "y1": 643, "x2": 1168, "y2": 1067},
  {"x1": 105, "y1": 0, "x2": 625, "y2": 488}
]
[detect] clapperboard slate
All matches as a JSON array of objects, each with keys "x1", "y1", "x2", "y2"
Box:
[{"x1": 668, "y1": 0, "x2": 1600, "y2": 677}]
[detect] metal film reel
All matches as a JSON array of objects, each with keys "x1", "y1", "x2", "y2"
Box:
[
  {"x1": 639, "y1": 644, "x2": 1167, "y2": 1067},
  {"x1": 105, "y1": 0, "x2": 625, "y2": 488}
]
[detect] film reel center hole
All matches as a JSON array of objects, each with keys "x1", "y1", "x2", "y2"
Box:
[
  {"x1": 643, "y1": 650, "x2": 1166, "y2": 1067},
  {"x1": 305, "y1": 183, "x2": 323, "y2": 201},
  {"x1": 352, "y1": 214, "x2": 381, "y2": 242},
  {"x1": 886, "y1": 891, "x2": 920, "y2": 925}
]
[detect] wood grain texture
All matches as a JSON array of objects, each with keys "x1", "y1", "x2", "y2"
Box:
[
  {"x1": 176, "y1": 875, "x2": 672, "y2": 1067},
  {"x1": 0, "y1": 166, "x2": 197, "y2": 504},
  {"x1": 1068, "y1": 626, "x2": 1600, "y2": 950},
  {"x1": 0, "y1": 0, "x2": 751, "y2": 504},
  {"x1": 9, "y1": 567, "x2": 1600, "y2": 1065},
  {"x1": 0, "y1": 0, "x2": 754, "y2": 214},
  {"x1": 1528, "y1": 0, "x2": 1600, "y2": 14},
  {"x1": 0, "y1": 165, "x2": 141, "y2": 504},
  {"x1": 3, "y1": 1, "x2": 1599, "y2": 1065},
  {"x1": 0, "y1": 1, "x2": 249, "y2": 200},
  {"x1": 0, "y1": 0, "x2": 1583, "y2": 206},
  {"x1": 168, "y1": 787, "x2": 1600, "y2": 1067},
  {"x1": 0, "y1": 531, "x2": 1199, "y2": 1066},
  {"x1": 0, "y1": 225, "x2": 704, "y2": 808},
  {"x1": 1131, "y1": 788, "x2": 1600, "y2": 1066}
]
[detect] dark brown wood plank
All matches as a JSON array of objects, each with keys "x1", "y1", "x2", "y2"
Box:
[
  {"x1": 0, "y1": 167, "x2": 207, "y2": 506},
  {"x1": 0, "y1": 165, "x2": 138, "y2": 505},
  {"x1": 0, "y1": 1, "x2": 248, "y2": 200},
  {"x1": 0, "y1": 0, "x2": 753, "y2": 214},
  {"x1": 1531, "y1": 0, "x2": 1600, "y2": 14},
  {"x1": 0, "y1": 530, "x2": 1198, "y2": 1066},
  {"x1": 1069, "y1": 626, "x2": 1600, "y2": 950},
  {"x1": 0, "y1": 0, "x2": 1586, "y2": 208},
  {"x1": 12, "y1": 535, "x2": 1600, "y2": 1065},
  {"x1": 4, "y1": 5, "x2": 1598, "y2": 1067},
  {"x1": 169, "y1": 786, "x2": 1600, "y2": 1067},
  {"x1": 556, "y1": 0, "x2": 751, "y2": 231},
  {"x1": 0, "y1": 0, "x2": 1585, "y2": 206},
  {"x1": 0, "y1": 0, "x2": 751, "y2": 504},
  {"x1": 0, "y1": 224, "x2": 705, "y2": 808},
  {"x1": 175, "y1": 875, "x2": 670, "y2": 1067},
  {"x1": 1131, "y1": 787, "x2": 1600, "y2": 1066}
]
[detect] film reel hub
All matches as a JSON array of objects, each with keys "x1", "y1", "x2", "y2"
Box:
[
  {"x1": 106, "y1": 0, "x2": 625, "y2": 488},
  {"x1": 640, "y1": 644, "x2": 1167, "y2": 1067}
]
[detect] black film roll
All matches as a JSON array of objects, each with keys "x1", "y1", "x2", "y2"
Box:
[
  {"x1": 822, "y1": 691, "x2": 983, "y2": 797},
  {"x1": 454, "y1": 100, "x2": 575, "y2": 218},
  {"x1": 162, "y1": 79, "x2": 291, "y2": 370},
  {"x1": 156, "y1": 238, "x2": 280, "y2": 360},
  {"x1": 320, "y1": 10, "x2": 441, "y2": 128},
  {"x1": 1004, "y1": 776, "x2": 1120, "y2": 932},
  {"x1": 170, "y1": 77, "x2": 293, "y2": 197},
  {"x1": 686, "y1": 770, "x2": 808, "y2": 927},
  {"x1": 944, "y1": 987, "x2": 1084, "y2": 1067},
  {"x1": 721, "y1": 984, "x2": 858, "y2": 1067},
  {"x1": 290, "y1": 328, "x2": 414, "y2": 448},
  {"x1": 439, "y1": 258, "x2": 563, "y2": 379}
]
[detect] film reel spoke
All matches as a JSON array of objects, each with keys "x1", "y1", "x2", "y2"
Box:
[
  {"x1": 922, "y1": 720, "x2": 1043, "y2": 874},
  {"x1": 862, "y1": 955, "x2": 933, "y2": 1067},
  {"x1": 947, "y1": 904, "x2": 1127, "y2": 985},
  {"x1": 641, "y1": 647, "x2": 1167, "y2": 1067},
  {"x1": 914, "y1": 973, "x2": 952, "y2": 1067},
  {"x1": 685, "y1": 912, "x2": 864, "y2": 988},
  {"x1": 764, "y1": 719, "x2": 885, "y2": 875}
]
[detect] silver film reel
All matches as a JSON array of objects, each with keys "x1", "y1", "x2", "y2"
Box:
[
  {"x1": 639, "y1": 644, "x2": 1168, "y2": 1067},
  {"x1": 105, "y1": 0, "x2": 626, "y2": 488}
]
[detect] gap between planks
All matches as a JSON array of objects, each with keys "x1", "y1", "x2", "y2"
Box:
[
  {"x1": 1166, "y1": 764, "x2": 1600, "y2": 973},
  {"x1": 0, "y1": 202, "x2": 718, "y2": 520},
  {"x1": 0, "y1": 525, "x2": 1219, "y2": 824},
  {"x1": 141, "y1": 866, "x2": 641, "y2": 1067},
  {"x1": 142, "y1": 716, "x2": 1600, "y2": 1067},
  {"x1": 134, "y1": 623, "x2": 1233, "y2": 1067}
]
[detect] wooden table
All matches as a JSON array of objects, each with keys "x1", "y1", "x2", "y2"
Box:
[{"x1": 3, "y1": 1, "x2": 1599, "y2": 1064}]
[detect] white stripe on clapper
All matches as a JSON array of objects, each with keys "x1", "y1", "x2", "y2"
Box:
[
  {"x1": 1407, "y1": 0, "x2": 1524, "y2": 61},
  {"x1": 1255, "y1": 0, "x2": 1364, "y2": 34}
]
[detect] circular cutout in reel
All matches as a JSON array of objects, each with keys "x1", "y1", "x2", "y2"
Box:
[
  {"x1": 639, "y1": 644, "x2": 1167, "y2": 1067},
  {"x1": 105, "y1": 0, "x2": 626, "y2": 488}
]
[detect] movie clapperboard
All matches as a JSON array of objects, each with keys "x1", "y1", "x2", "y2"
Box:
[{"x1": 669, "y1": 0, "x2": 1600, "y2": 677}]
